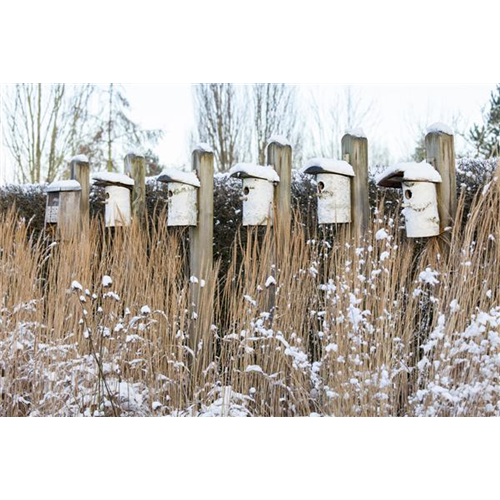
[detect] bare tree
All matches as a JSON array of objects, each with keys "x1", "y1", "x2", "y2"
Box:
[
  {"x1": 252, "y1": 84, "x2": 299, "y2": 165},
  {"x1": 88, "y1": 84, "x2": 163, "y2": 173},
  {"x1": 193, "y1": 84, "x2": 249, "y2": 172},
  {"x1": 307, "y1": 86, "x2": 375, "y2": 159},
  {"x1": 3, "y1": 83, "x2": 96, "y2": 183}
]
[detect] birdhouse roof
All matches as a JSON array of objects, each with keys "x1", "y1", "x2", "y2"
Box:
[
  {"x1": 92, "y1": 172, "x2": 135, "y2": 188},
  {"x1": 301, "y1": 158, "x2": 355, "y2": 177},
  {"x1": 47, "y1": 179, "x2": 82, "y2": 193},
  {"x1": 157, "y1": 168, "x2": 201, "y2": 188},
  {"x1": 229, "y1": 164, "x2": 280, "y2": 183},
  {"x1": 376, "y1": 161, "x2": 442, "y2": 188}
]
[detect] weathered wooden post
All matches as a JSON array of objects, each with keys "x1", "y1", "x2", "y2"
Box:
[
  {"x1": 45, "y1": 180, "x2": 82, "y2": 240},
  {"x1": 124, "y1": 151, "x2": 146, "y2": 222},
  {"x1": 267, "y1": 136, "x2": 292, "y2": 230},
  {"x1": 189, "y1": 144, "x2": 214, "y2": 351},
  {"x1": 266, "y1": 137, "x2": 292, "y2": 316},
  {"x1": 70, "y1": 154, "x2": 90, "y2": 229},
  {"x1": 425, "y1": 123, "x2": 457, "y2": 234},
  {"x1": 341, "y1": 131, "x2": 369, "y2": 238}
]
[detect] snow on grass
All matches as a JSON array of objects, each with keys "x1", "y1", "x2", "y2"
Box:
[
  {"x1": 71, "y1": 281, "x2": 83, "y2": 291},
  {"x1": 375, "y1": 228, "x2": 389, "y2": 241},
  {"x1": 102, "y1": 275, "x2": 113, "y2": 288},
  {"x1": 419, "y1": 268, "x2": 440, "y2": 285}
]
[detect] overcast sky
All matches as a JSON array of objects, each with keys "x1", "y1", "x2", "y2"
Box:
[{"x1": 0, "y1": 84, "x2": 496, "y2": 183}]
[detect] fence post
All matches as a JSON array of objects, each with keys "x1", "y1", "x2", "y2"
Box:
[
  {"x1": 265, "y1": 138, "x2": 292, "y2": 316},
  {"x1": 267, "y1": 138, "x2": 292, "y2": 229},
  {"x1": 189, "y1": 146, "x2": 214, "y2": 351},
  {"x1": 124, "y1": 152, "x2": 146, "y2": 222},
  {"x1": 425, "y1": 126, "x2": 457, "y2": 235},
  {"x1": 341, "y1": 133, "x2": 369, "y2": 238},
  {"x1": 70, "y1": 155, "x2": 90, "y2": 229}
]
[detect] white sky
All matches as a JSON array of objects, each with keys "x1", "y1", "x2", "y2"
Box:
[{"x1": 0, "y1": 83, "x2": 496, "y2": 183}]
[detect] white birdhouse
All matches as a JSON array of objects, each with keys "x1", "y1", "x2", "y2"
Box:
[
  {"x1": 157, "y1": 169, "x2": 200, "y2": 227},
  {"x1": 92, "y1": 172, "x2": 134, "y2": 227},
  {"x1": 45, "y1": 180, "x2": 82, "y2": 238},
  {"x1": 229, "y1": 164, "x2": 280, "y2": 226},
  {"x1": 376, "y1": 161, "x2": 442, "y2": 238},
  {"x1": 301, "y1": 158, "x2": 355, "y2": 224}
]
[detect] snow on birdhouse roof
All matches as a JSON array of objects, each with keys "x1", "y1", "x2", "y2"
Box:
[
  {"x1": 376, "y1": 161, "x2": 442, "y2": 188},
  {"x1": 47, "y1": 179, "x2": 82, "y2": 192},
  {"x1": 157, "y1": 168, "x2": 200, "y2": 188},
  {"x1": 345, "y1": 128, "x2": 367, "y2": 139},
  {"x1": 71, "y1": 154, "x2": 89, "y2": 164},
  {"x1": 301, "y1": 158, "x2": 355, "y2": 177},
  {"x1": 229, "y1": 164, "x2": 280, "y2": 183},
  {"x1": 426, "y1": 122, "x2": 453, "y2": 136},
  {"x1": 92, "y1": 171, "x2": 135, "y2": 187},
  {"x1": 268, "y1": 135, "x2": 291, "y2": 147}
]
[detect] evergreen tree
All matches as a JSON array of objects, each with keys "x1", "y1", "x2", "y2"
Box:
[
  {"x1": 412, "y1": 134, "x2": 427, "y2": 162},
  {"x1": 470, "y1": 84, "x2": 500, "y2": 158}
]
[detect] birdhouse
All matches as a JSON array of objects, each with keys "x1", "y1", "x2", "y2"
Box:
[
  {"x1": 92, "y1": 172, "x2": 134, "y2": 227},
  {"x1": 376, "y1": 161, "x2": 442, "y2": 238},
  {"x1": 229, "y1": 164, "x2": 280, "y2": 226},
  {"x1": 45, "y1": 180, "x2": 82, "y2": 239},
  {"x1": 301, "y1": 158, "x2": 355, "y2": 224},
  {"x1": 157, "y1": 169, "x2": 200, "y2": 227}
]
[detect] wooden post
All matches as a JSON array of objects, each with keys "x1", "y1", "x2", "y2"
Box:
[
  {"x1": 425, "y1": 128, "x2": 457, "y2": 234},
  {"x1": 341, "y1": 133, "x2": 369, "y2": 238},
  {"x1": 266, "y1": 139, "x2": 292, "y2": 316},
  {"x1": 267, "y1": 138, "x2": 292, "y2": 229},
  {"x1": 124, "y1": 152, "x2": 146, "y2": 222},
  {"x1": 70, "y1": 155, "x2": 90, "y2": 229},
  {"x1": 189, "y1": 146, "x2": 214, "y2": 350}
]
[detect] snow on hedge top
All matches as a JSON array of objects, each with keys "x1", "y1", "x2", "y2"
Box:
[
  {"x1": 229, "y1": 164, "x2": 280, "y2": 183},
  {"x1": 377, "y1": 161, "x2": 442, "y2": 188},
  {"x1": 157, "y1": 168, "x2": 200, "y2": 187},
  {"x1": 345, "y1": 127, "x2": 367, "y2": 139},
  {"x1": 301, "y1": 158, "x2": 355, "y2": 177},
  {"x1": 195, "y1": 143, "x2": 214, "y2": 154},
  {"x1": 268, "y1": 135, "x2": 291, "y2": 147},
  {"x1": 92, "y1": 172, "x2": 135, "y2": 187},
  {"x1": 71, "y1": 154, "x2": 89, "y2": 163},
  {"x1": 426, "y1": 122, "x2": 453, "y2": 136},
  {"x1": 47, "y1": 179, "x2": 82, "y2": 192}
]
